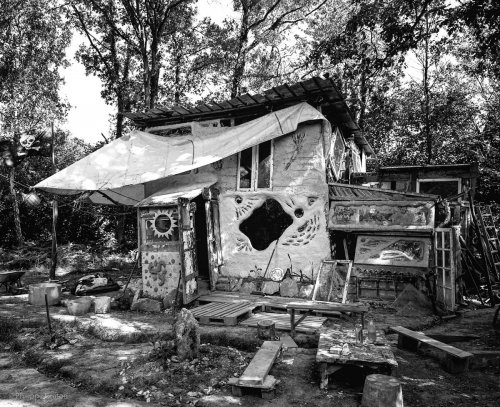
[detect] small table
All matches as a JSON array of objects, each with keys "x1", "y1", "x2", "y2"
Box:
[
  {"x1": 286, "y1": 301, "x2": 368, "y2": 337},
  {"x1": 316, "y1": 326, "x2": 398, "y2": 389}
]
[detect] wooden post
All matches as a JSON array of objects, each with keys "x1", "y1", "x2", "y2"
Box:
[{"x1": 49, "y1": 123, "x2": 57, "y2": 281}]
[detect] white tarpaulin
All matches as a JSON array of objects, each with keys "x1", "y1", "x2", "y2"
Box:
[
  {"x1": 136, "y1": 181, "x2": 216, "y2": 207},
  {"x1": 35, "y1": 102, "x2": 329, "y2": 204}
]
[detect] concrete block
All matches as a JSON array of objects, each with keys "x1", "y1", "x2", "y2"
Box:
[{"x1": 131, "y1": 298, "x2": 162, "y2": 313}]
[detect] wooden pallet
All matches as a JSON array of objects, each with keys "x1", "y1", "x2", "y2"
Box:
[
  {"x1": 191, "y1": 302, "x2": 256, "y2": 326},
  {"x1": 240, "y1": 312, "x2": 327, "y2": 334}
]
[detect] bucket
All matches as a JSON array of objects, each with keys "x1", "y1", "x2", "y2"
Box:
[
  {"x1": 28, "y1": 283, "x2": 61, "y2": 306},
  {"x1": 66, "y1": 297, "x2": 92, "y2": 316},
  {"x1": 93, "y1": 296, "x2": 111, "y2": 314}
]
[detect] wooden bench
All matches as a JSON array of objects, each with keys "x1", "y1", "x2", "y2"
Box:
[
  {"x1": 228, "y1": 341, "x2": 282, "y2": 399},
  {"x1": 286, "y1": 301, "x2": 369, "y2": 337},
  {"x1": 390, "y1": 326, "x2": 473, "y2": 373}
]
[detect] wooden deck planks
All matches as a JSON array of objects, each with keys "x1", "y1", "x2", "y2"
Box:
[
  {"x1": 241, "y1": 312, "x2": 327, "y2": 334},
  {"x1": 191, "y1": 302, "x2": 257, "y2": 326}
]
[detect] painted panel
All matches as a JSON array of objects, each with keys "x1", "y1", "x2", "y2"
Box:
[
  {"x1": 141, "y1": 207, "x2": 179, "y2": 243},
  {"x1": 354, "y1": 235, "x2": 431, "y2": 268},
  {"x1": 140, "y1": 206, "x2": 182, "y2": 299},
  {"x1": 142, "y1": 249, "x2": 182, "y2": 298},
  {"x1": 329, "y1": 200, "x2": 435, "y2": 230},
  {"x1": 178, "y1": 198, "x2": 199, "y2": 304}
]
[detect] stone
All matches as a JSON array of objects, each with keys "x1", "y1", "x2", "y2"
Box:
[
  {"x1": 229, "y1": 277, "x2": 243, "y2": 292},
  {"x1": 131, "y1": 298, "x2": 162, "y2": 313},
  {"x1": 126, "y1": 278, "x2": 143, "y2": 294},
  {"x1": 163, "y1": 289, "x2": 181, "y2": 308},
  {"x1": 129, "y1": 289, "x2": 143, "y2": 311},
  {"x1": 298, "y1": 284, "x2": 314, "y2": 299},
  {"x1": 173, "y1": 308, "x2": 200, "y2": 361},
  {"x1": 240, "y1": 281, "x2": 256, "y2": 294},
  {"x1": 280, "y1": 277, "x2": 299, "y2": 297},
  {"x1": 261, "y1": 281, "x2": 280, "y2": 295}
]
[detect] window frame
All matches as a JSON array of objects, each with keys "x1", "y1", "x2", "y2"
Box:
[
  {"x1": 416, "y1": 178, "x2": 462, "y2": 198},
  {"x1": 237, "y1": 141, "x2": 274, "y2": 191}
]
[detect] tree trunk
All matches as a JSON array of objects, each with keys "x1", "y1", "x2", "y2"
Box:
[
  {"x1": 149, "y1": 38, "x2": 160, "y2": 109},
  {"x1": 358, "y1": 59, "x2": 368, "y2": 129},
  {"x1": 230, "y1": 6, "x2": 250, "y2": 98},
  {"x1": 9, "y1": 167, "x2": 24, "y2": 247},
  {"x1": 423, "y1": 12, "x2": 432, "y2": 164}
]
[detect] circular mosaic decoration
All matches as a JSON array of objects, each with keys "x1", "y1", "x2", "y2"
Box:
[
  {"x1": 152, "y1": 209, "x2": 177, "y2": 239},
  {"x1": 269, "y1": 267, "x2": 285, "y2": 282}
]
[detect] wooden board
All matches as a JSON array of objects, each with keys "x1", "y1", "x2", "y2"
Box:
[
  {"x1": 390, "y1": 326, "x2": 473, "y2": 359},
  {"x1": 191, "y1": 302, "x2": 256, "y2": 326},
  {"x1": 239, "y1": 341, "x2": 281, "y2": 385},
  {"x1": 241, "y1": 312, "x2": 327, "y2": 334},
  {"x1": 286, "y1": 301, "x2": 368, "y2": 313}
]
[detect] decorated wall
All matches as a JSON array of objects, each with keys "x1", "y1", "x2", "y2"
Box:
[
  {"x1": 139, "y1": 207, "x2": 182, "y2": 300},
  {"x1": 139, "y1": 121, "x2": 333, "y2": 300},
  {"x1": 214, "y1": 122, "x2": 331, "y2": 291}
]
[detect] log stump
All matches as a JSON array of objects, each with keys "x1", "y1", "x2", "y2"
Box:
[
  {"x1": 257, "y1": 320, "x2": 276, "y2": 340},
  {"x1": 361, "y1": 374, "x2": 403, "y2": 407}
]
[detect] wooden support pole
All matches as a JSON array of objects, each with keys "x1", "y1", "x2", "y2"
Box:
[{"x1": 49, "y1": 123, "x2": 58, "y2": 281}]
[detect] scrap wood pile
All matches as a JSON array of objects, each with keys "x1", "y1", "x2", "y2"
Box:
[{"x1": 460, "y1": 200, "x2": 500, "y2": 307}]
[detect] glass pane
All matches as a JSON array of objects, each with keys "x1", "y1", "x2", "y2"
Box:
[
  {"x1": 444, "y1": 232, "x2": 451, "y2": 248},
  {"x1": 436, "y1": 234, "x2": 443, "y2": 248},
  {"x1": 419, "y1": 181, "x2": 459, "y2": 197},
  {"x1": 257, "y1": 141, "x2": 272, "y2": 188},
  {"x1": 239, "y1": 148, "x2": 252, "y2": 189},
  {"x1": 437, "y1": 251, "x2": 443, "y2": 267}
]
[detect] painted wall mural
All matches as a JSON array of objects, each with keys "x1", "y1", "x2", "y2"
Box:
[
  {"x1": 219, "y1": 191, "x2": 330, "y2": 280},
  {"x1": 354, "y1": 235, "x2": 431, "y2": 268},
  {"x1": 329, "y1": 201, "x2": 435, "y2": 230}
]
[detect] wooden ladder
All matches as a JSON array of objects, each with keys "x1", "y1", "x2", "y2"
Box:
[{"x1": 475, "y1": 205, "x2": 500, "y2": 281}]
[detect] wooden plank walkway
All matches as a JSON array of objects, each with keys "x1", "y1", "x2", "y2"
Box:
[
  {"x1": 191, "y1": 302, "x2": 257, "y2": 326},
  {"x1": 240, "y1": 312, "x2": 327, "y2": 334}
]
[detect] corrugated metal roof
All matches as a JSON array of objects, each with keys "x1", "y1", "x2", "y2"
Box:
[
  {"x1": 122, "y1": 76, "x2": 373, "y2": 155},
  {"x1": 329, "y1": 182, "x2": 438, "y2": 201}
]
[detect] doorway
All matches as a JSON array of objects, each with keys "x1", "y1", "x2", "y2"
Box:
[{"x1": 193, "y1": 195, "x2": 210, "y2": 291}]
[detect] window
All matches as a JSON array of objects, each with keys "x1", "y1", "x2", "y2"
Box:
[
  {"x1": 237, "y1": 141, "x2": 273, "y2": 190},
  {"x1": 416, "y1": 178, "x2": 461, "y2": 198}
]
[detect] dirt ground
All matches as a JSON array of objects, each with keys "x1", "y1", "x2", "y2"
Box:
[{"x1": 0, "y1": 269, "x2": 499, "y2": 406}]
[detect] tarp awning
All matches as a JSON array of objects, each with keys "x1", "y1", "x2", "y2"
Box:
[
  {"x1": 35, "y1": 102, "x2": 329, "y2": 205},
  {"x1": 136, "y1": 181, "x2": 215, "y2": 207}
]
